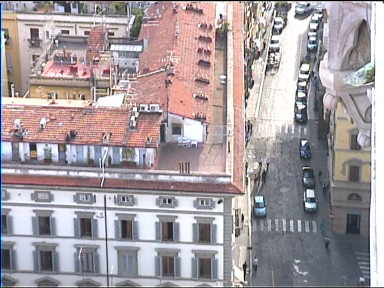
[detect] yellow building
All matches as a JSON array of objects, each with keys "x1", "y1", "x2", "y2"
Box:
[
  {"x1": 329, "y1": 100, "x2": 371, "y2": 236},
  {"x1": 2, "y1": 11, "x2": 22, "y2": 97}
]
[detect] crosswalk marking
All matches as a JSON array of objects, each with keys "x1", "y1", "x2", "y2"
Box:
[
  {"x1": 312, "y1": 221, "x2": 317, "y2": 233},
  {"x1": 354, "y1": 251, "x2": 370, "y2": 280},
  {"x1": 275, "y1": 219, "x2": 279, "y2": 231},
  {"x1": 285, "y1": 124, "x2": 289, "y2": 134},
  {"x1": 305, "y1": 221, "x2": 310, "y2": 232},
  {"x1": 252, "y1": 218, "x2": 318, "y2": 234}
]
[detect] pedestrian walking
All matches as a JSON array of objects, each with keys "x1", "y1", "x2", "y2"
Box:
[
  {"x1": 253, "y1": 257, "x2": 258, "y2": 273},
  {"x1": 324, "y1": 237, "x2": 330, "y2": 249},
  {"x1": 318, "y1": 171, "x2": 322, "y2": 178},
  {"x1": 241, "y1": 213, "x2": 245, "y2": 224},
  {"x1": 243, "y1": 262, "x2": 247, "y2": 282},
  {"x1": 262, "y1": 170, "x2": 266, "y2": 183}
]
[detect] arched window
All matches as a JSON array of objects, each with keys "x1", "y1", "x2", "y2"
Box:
[
  {"x1": 348, "y1": 193, "x2": 362, "y2": 201},
  {"x1": 36, "y1": 277, "x2": 59, "y2": 287},
  {"x1": 115, "y1": 280, "x2": 141, "y2": 287},
  {"x1": 76, "y1": 279, "x2": 101, "y2": 287}
]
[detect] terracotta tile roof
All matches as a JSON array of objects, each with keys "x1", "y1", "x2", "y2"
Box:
[
  {"x1": 41, "y1": 60, "x2": 91, "y2": 79},
  {"x1": 138, "y1": 1, "x2": 216, "y2": 122},
  {"x1": 2, "y1": 174, "x2": 242, "y2": 195},
  {"x1": 231, "y1": 3, "x2": 245, "y2": 192},
  {"x1": 2, "y1": 105, "x2": 161, "y2": 148}
]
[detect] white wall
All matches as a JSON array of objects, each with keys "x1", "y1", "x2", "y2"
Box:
[
  {"x1": 1, "y1": 142, "x2": 12, "y2": 161},
  {"x1": 3, "y1": 186, "x2": 227, "y2": 286},
  {"x1": 167, "y1": 113, "x2": 204, "y2": 143}
]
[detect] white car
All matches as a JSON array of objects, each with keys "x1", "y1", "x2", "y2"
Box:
[
  {"x1": 309, "y1": 22, "x2": 319, "y2": 33},
  {"x1": 269, "y1": 35, "x2": 280, "y2": 52},
  {"x1": 298, "y1": 63, "x2": 311, "y2": 81},
  {"x1": 303, "y1": 189, "x2": 317, "y2": 213},
  {"x1": 273, "y1": 17, "x2": 285, "y2": 34},
  {"x1": 307, "y1": 31, "x2": 317, "y2": 39}
]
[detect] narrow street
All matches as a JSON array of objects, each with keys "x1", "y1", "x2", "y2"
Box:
[{"x1": 247, "y1": 7, "x2": 369, "y2": 287}]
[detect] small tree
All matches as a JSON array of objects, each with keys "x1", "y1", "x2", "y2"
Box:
[{"x1": 130, "y1": 8, "x2": 144, "y2": 39}]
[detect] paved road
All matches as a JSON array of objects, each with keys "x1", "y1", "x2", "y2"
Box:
[{"x1": 247, "y1": 7, "x2": 370, "y2": 287}]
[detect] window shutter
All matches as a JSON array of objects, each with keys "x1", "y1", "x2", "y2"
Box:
[
  {"x1": 133, "y1": 252, "x2": 138, "y2": 276},
  {"x1": 92, "y1": 219, "x2": 98, "y2": 239},
  {"x1": 51, "y1": 217, "x2": 56, "y2": 236},
  {"x1": 93, "y1": 194, "x2": 96, "y2": 203},
  {"x1": 211, "y1": 224, "x2": 217, "y2": 244},
  {"x1": 156, "y1": 197, "x2": 160, "y2": 207},
  {"x1": 114, "y1": 195, "x2": 117, "y2": 204},
  {"x1": 117, "y1": 252, "x2": 123, "y2": 275},
  {"x1": 94, "y1": 253, "x2": 100, "y2": 273},
  {"x1": 73, "y1": 194, "x2": 78, "y2": 202},
  {"x1": 31, "y1": 192, "x2": 36, "y2": 201},
  {"x1": 32, "y1": 216, "x2": 38, "y2": 236},
  {"x1": 74, "y1": 252, "x2": 80, "y2": 273},
  {"x1": 53, "y1": 251, "x2": 59, "y2": 272},
  {"x1": 11, "y1": 249, "x2": 17, "y2": 271},
  {"x1": 155, "y1": 222, "x2": 160, "y2": 241},
  {"x1": 133, "y1": 220, "x2": 139, "y2": 240},
  {"x1": 127, "y1": 254, "x2": 135, "y2": 276},
  {"x1": 191, "y1": 257, "x2": 197, "y2": 279},
  {"x1": 49, "y1": 192, "x2": 54, "y2": 202},
  {"x1": 114, "y1": 220, "x2": 120, "y2": 240},
  {"x1": 173, "y1": 198, "x2": 178, "y2": 208},
  {"x1": 174, "y1": 222, "x2": 179, "y2": 241},
  {"x1": 33, "y1": 250, "x2": 39, "y2": 272},
  {"x1": 193, "y1": 223, "x2": 198, "y2": 243},
  {"x1": 155, "y1": 255, "x2": 160, "y2": 276},
  {"x1": 193, "y1": 199, "x2": 198, "y2": 209},
  {"x1": 74, "y1": 218, "x2": 80, "y2": 238},
  {"x1": 175, "y1": 256, "x2": 181, "y2": 277},
  {"x1": 212, "y1": 257, "x2": 218, "y2": 280},
  {"x1": 7, "y1": 215, "x2": 13, "y2": 235},
  {"x1": 209, "y1": 199, "x2": 215, "y2": 208}
]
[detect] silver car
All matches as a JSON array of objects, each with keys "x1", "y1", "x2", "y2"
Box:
[
  {"x1": 253, "y1": 195, "x2": 267, "y2": 217},
  {"x1": 303, "y1": 189, "x2": 317, "y2": 213}
]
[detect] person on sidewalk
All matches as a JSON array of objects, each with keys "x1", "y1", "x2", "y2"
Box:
[{"x1": 243, "y1": 262, "x2": 247, "y2": 282}]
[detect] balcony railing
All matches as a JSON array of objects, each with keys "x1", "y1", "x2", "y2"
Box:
[{"x1": 28, "y1": 38, "x2": 42, "y2": 48}]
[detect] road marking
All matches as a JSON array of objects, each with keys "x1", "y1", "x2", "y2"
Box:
[
  {"x1": 297, "y1": 220, "x2": 302, "y2": 232},
  {"x1": 260, "y1": 220, "x2": 264, "y2": 232},
  {"x1": 267, "y1": 219, "x2": 272, "y2": 231},
  {"x1": 359, "y1": 265, "x2": 370, "y2": 270},
  {"x1": 287, "y1": 125, "x2": 291, "y2": 135},
  {"x1": 305, "y1": 221, "x2": 310, "y2": 232},
  {"x1": 303, "y1": 127, "x2": 307, "y2": 136},
  {"x1": 282, "y1": 219, "x2": 287, "y2": 232},
  {"x1": 285, "y1": 124, "x2": 289, "y2": 134},
  {"x1": 289, "y1": 219, "x2": 294, "y2": 232},
  {"x1": 312, "y1": 220, "x2": 317, "y2": 233},
  {"x1": 355, "y1": 251, "x2": 370, "y2": 256},
  {"x1": 275, "y1": 218, "x2": 279, "y2": 231}
]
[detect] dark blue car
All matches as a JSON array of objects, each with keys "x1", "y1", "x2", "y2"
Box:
[{"x1": 299, "y1": 138, "x2": 312, "y2": 160}]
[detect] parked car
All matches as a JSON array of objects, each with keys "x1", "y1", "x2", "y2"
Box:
[
  {"x1": 273, "y1": 17, "x2": 285, "y2": 34},
  {"x1": 303, "y1": 188, "x2": 318, "y2": 213},
  {"x1": 296, "y1": 89, "x2": 307, "y2": 104},
  {"x1": 307, "y1": 36, "x2": 318, "y2": 52},
  {"x1": 269, "y1": 35, "x2": 280, "y2": 52},
  {"x1": 309, "y1": 22, "x2": 319, "y2": 33},
  {"x1": 314, "y1": 7, "x2": 324, "y2": 20},
  {"x1": 307, "y1": 31, "x2": 317, "y2": 40},
  {"x1": 297, "y1": 80, "x2": 308, "y2": 93},
  {"x1": 298, "y1": 63, "x2": 311, "y2": 82},
  {"x1": 294, "y1": 101, "x2": 308, "y2": 123},
  {"x1": 299, "y1": 138, "x2": 312, "y2": 160},
  {"x1": 253, "y1": 195, "x2": 267, "y2": 217},
  {"x1": 295, "y1": 2, "x2": 312, "y2": 17},
  {"x1": 302, "y1": 166, "x2": 315, "y2": 188}
]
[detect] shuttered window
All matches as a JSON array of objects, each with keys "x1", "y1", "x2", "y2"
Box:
[
  {"x1": 74, "y1": 213, "x2": 97, "y2": 239},
  {"x1": 1, "y1": 249, "x2": 11, "y2": 270},
  {"x1": 74, "y1": 247, "x2": 99, "y2": 274},
  {"x1": 349, "y1": 166, "x2": 360, "y2": 182},
  {"x1": 155, "y1": 249, "x2": 181, "y2": 278},
  {"x1": 191, "y1": 254, "x2": 218, "y2": 280},
  {"x1": 193, "y1": 217, "x2": 217, "y2": 244},
  {"x1": 117, "y1": 249, "x2": 138, "y2": 276},
  {"x1": 33, "y1": 245, "x2": 59, "y2": 273},
  {"x1": 32, "y1": 211, "x2": 56, "y2": 237}
]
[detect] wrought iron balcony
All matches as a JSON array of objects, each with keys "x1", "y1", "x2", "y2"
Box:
[{"x1": 28, "y1": 38, "x2": 42, "y2": 48}]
